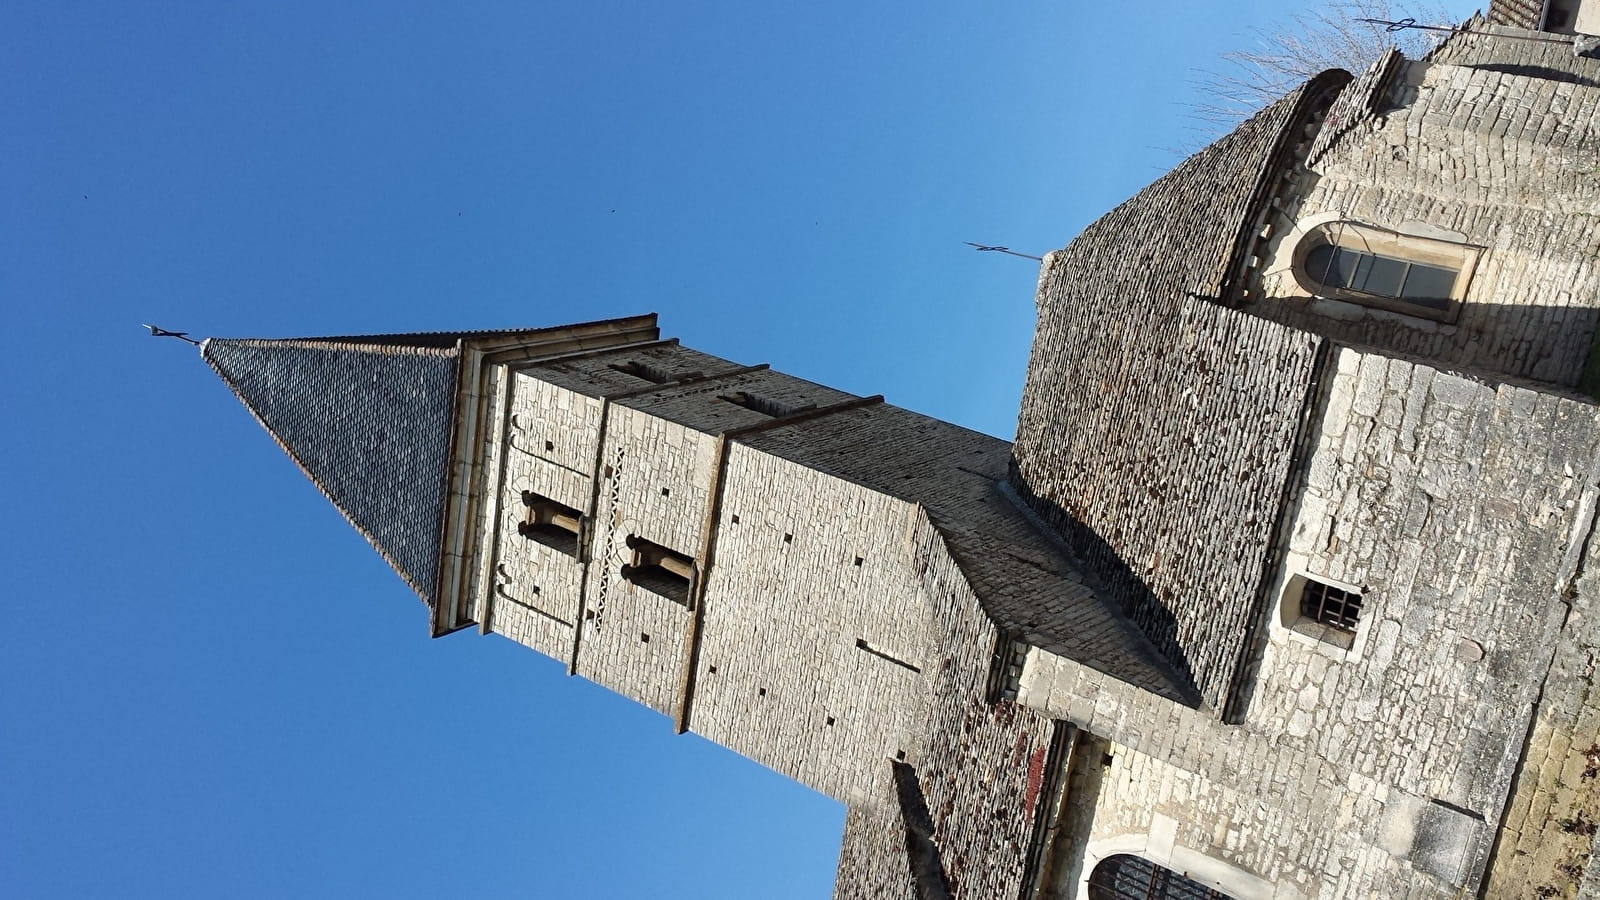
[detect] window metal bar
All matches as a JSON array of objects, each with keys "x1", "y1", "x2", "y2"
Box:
[
  {"x1": 1086, "y1": 854, "x2": 1233, "y2": 899},
  {"x1": 1300, "y1": 579, "x2": 1362, "y2": 632}
]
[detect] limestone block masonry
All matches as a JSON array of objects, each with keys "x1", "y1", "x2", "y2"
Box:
[
  {"x1": 1250, "y1": 31, "x2": 1600, "y2": 390},
  {"x1": 204, "y1": 13, "x2": 1600, "y2": 895},
  {"x1": 1016, "y1": 351, "x2": 1600, "y2": 897},
  {"x1": 466, "y1": 338, "x2": 1105, "y2": 855}
]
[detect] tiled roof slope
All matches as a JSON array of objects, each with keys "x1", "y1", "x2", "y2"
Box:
[
  {"x1": 1487, "y1": 0, "x2": 1544, "y2": 29},
  {"x1": 1011, "y1": 72, "x2": 1347, "y2": 708},
  {"x1": 1307, "y1": 48, "x2": 1404, "y2": 166},
  {"x1": 203, "y1": 337, "x2": 462, "y2": 601}
]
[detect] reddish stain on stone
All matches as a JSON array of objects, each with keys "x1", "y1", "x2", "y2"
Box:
[{"x1": 1023, "y1": 745, "x2": 1048, "y2": 818}]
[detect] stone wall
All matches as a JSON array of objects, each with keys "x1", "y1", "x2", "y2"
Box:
[
  {"x1": 833, "y1": 512, "x2": 1060, "y2": 900},
  {"x1": 1243, "y1": 348, "x2": 1600, "y2": 815},
  {"x1": 1018, "y1": 348, "x2": 1600, "y2": 897},
  {"x1": 478, "y1": 373, "x2": 600, "y2": 662},
  {"x1": 1023, "y1": 654, "x2": 1493, "y2": 896},
  {"x1": 690, "y1": 445, "x2": 935, "y2": 801},
  {"x1": 1483, "y1": 495, "x2": 1600, "y2": 899},
  {"x1": 1250, "y1": 49, "x2": 1600, "y2": 388},
  {"x1": 570, "y1": 403, "x2": 710, "y2": 716}
]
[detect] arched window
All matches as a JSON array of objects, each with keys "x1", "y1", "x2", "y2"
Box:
[
  {"x1": 1087, "y1": 854, "x2": 1236, "y2": 900},
  {"x1": 1292, "y1": 222, "x2": 1479, "y2": 323}
]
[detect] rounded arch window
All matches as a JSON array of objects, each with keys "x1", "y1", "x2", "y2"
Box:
[
  {"x1": 1087, "y1": 854, "x2": 1236, "y2": 900},
  {"x1": 1291, "y1": 222, "x2": 1480, "y2": 323}
]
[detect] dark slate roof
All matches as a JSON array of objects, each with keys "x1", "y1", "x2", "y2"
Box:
[
  {"x1": 1011, "y1": 72, "x2": 1347, "y2": 708},
  {"x1": 203, "y1": 337, "x2": 462, "y2": 602}
]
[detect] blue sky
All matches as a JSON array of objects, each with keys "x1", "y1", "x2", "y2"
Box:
[{"x1": 2, "y1": 2, "x2": 1478, "y2": 897}]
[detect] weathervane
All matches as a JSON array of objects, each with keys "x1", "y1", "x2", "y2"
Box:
[
  {"x1": 143, "y1": 324, "x2": 201, "y2": 346},
  {"x1": 964, "y1": 242, "x2": 1043, "y2": 261}
]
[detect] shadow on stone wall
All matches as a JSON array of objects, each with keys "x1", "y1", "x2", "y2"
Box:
[
  {"x1": 1006, "y1": 478, "x2": 1205, "y2": 708},
  {"x1": 892, "y1": 760, "x2": 952, "y2": 900},
  {"x1": 1466, "y1": 62, "x2": 1600, "y2": 88},
  {"x1": 1250, "y1": 296, "x2": 1600, "y2": 399}
]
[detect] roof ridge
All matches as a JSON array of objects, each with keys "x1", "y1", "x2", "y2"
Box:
[
  {"x1": 209, "y1": 337, "x2": 461, "y2": 357},
  {"x1": 277, "y1": 315, "x2": 661, "y2": 349}
]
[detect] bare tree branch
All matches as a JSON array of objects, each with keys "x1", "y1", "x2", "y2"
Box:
[{"x1": 1191, "y1": 1, "x2": 1457, "y2": 136}]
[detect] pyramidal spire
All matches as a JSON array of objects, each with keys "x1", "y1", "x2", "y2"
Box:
[
  {"x1": 202, "y1": 335, "x2": 463, "y2": 601},
  {"x1": 198, "y1": 317, "x2": 662, "y2": 607}
]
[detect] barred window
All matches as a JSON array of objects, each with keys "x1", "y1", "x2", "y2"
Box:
[
  {"x1": 1281, "y1": 572, "x2": 1365, "y2": 650},
  {"x1": 1087, "y1": 855, "x2": 1234, "y2": 900},
  {"x1": 1300, "y1": 577, "x2": 1362, "y2": 632}
]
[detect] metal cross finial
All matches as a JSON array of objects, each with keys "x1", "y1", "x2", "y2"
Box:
[
  {"x1": 1356, "y1": 16, "x2": 1458, "y2": 34},
  {"x1": 143, "y1": 324, "x2": 201, "y2": 346},
  {"x1": 965, "y1": 242, "x2": 1043, "y2": 261},
  {"x1": 1356, "y1": 17, "x2": 1580, "y2": 46}
]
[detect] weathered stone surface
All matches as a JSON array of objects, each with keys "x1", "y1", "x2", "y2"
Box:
[
  {"x1": 1481, "y1": 503, "x2": 1600, "y2": 899},
  {"x1": 1250, "y1": 24, "x2": 1600, "y2": 390},
  {"x1": 1012, "y1": 75, "x2": 1343, "y2": 707},
  {"x1": 208, "y1": 11, "x2": 1600, "y2": 899},
  {"x1": 477, "y1": 341, "x2": 1079, "y2": 899}
]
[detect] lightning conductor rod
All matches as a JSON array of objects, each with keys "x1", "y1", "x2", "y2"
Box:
[{"x1": 143, "y1": 324, "x2": 202, "y2": 346}]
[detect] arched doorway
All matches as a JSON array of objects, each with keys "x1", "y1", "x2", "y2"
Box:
[{"x1": 1086, "y1": 853, "x2": 1236, "y2": 900}]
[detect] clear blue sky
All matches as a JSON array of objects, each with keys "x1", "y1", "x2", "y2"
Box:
[{"x1": 2, "y1": 3, "x2": 1477, "y2": 897}]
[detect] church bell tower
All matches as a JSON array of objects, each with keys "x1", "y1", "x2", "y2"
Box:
[{"x1": 202, "y1": 314, "x2": 1181, "y2": 809}]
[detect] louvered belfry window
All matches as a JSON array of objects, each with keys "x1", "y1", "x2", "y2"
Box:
[
  {"x1": 518, "y1": 491, "x2": 582, "y2": 556},
  {"x1": 621, "y1": 535, "x2": 695, "y2": 605}
]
